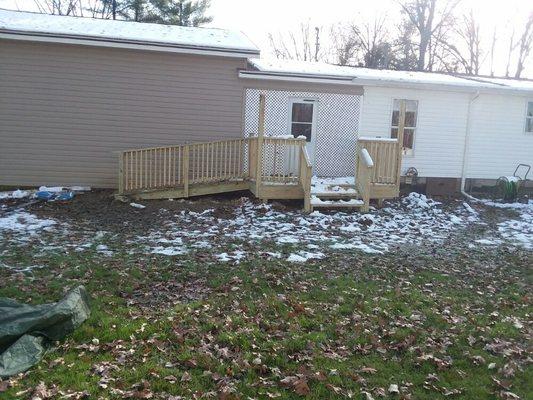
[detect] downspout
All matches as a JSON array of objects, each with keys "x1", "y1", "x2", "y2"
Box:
[{"x1": 460, "y1": 90, "x2": 480, "y2": 200}]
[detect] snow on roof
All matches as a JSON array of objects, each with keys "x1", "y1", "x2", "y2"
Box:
[
  {"x1": 0, "y1": 9, "x2": 259, "y2": 55},
  {"x1": 248, "y1": 58, "x2": 533, "y2": 93}
]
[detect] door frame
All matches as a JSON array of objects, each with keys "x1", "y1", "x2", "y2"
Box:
[{"x1": 287, "y1": 97, "x2": 319, "y2": 169}]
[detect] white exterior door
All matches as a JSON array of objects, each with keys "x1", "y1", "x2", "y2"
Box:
[{"x1": 289, "y1": 98, "x2": 318, "y2": 169}]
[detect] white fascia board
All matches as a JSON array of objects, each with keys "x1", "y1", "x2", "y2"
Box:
[
  {"x1": 353, "y1": 77, "x2": 533, "y2": 96},
  {"x1": 238, "y1": 70, "x2": 357, "y2": 85},
  {"x1": 0, "y1": 31, "x2": 260, "y2": 59},
  {"x1": 240, "y1": 70, "x2": 527, "y2": 94}
]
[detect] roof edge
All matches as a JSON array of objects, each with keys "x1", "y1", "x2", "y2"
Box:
[
  {"x1": 0, "y1": 29, "x2": 260, "y2": 58},
  {"x1": 239, "y1": 70, "x2": 358, "y2": 85},
  {"x1": 242, "y1": 67, "x2": 532, "y2": 95}
]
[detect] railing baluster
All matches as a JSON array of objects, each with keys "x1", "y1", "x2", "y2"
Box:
[{"x1": 211, "y1": 142, "x2": 215, "y2": 181}]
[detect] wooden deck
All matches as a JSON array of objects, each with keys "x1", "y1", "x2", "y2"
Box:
[{"x1": 116, "y1": 96, "x2": 407, "y2": 212}]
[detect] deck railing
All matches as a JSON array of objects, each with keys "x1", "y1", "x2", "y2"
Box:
[
  {"x1": 358, "y1": 137, "x2": 401, "y2": 185},
  {"x1": 119, "y1": 145, "x2": 184, "y2": 193},
  {"x1": 261, "y1": 137, "x2": 306, "y2": 183},
  {"x1": 118, "y1": 136, "x2": 307, "y2": 195},
  {"x1": 188, "y1": 139, "x2": 247, "y2": 184}
]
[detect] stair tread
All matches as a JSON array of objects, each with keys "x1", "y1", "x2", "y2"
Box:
[
  {"x1": 311, "y1": 191, "x2": 360, "y2": 198},
  {"x1": 310, "y1": 196, "x2": 365, "y2": 208}
]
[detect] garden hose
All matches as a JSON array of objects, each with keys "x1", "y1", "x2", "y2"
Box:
[{"x1": 497, "y1": 177, "x2": 520, "y2": 201}]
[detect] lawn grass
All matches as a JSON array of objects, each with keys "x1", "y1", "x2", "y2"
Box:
[{"x1": 0, "y1": 245, "x2": 531, "y2": 399}]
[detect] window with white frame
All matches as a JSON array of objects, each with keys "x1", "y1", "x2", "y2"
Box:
[
  {"x1": 290, "y1": 100, "x2": 315, "y2": 142},
  {"x1": 391, "y1": 99, "x2": 418, "y2": 154},
  {"x1": 526, "y1": 101, "x2": 533, "y2": 133}
]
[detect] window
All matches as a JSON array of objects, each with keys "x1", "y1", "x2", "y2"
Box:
[
  {"x1": 391, "y1": 99, "x2": 418, "y2": 154},
  {"x1": 290, "y1": 101, "x2": 315, "y2": 142},
  {"x1": 526, "y1": 101, "x2": 533, "y2": 133}
]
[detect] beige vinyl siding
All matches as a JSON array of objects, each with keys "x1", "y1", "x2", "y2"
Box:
[{"x1": 0, "y1": 40, "x2": 248, "y2": 188}]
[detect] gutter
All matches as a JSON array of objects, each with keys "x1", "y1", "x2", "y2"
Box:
[
  {"x1": 460, "y1": 90, "x2": 480, "y2": 196},
  {"x1": 0, "y1": 30, "x2": 260, "y2": 59},
  {"x1": 238, "y1": 70, "x2": 356, "y2": 85}
]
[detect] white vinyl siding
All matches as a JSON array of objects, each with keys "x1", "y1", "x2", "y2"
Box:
[
  {"x1": 466, "y1": 95, "x2": 533, "y2": 179},
  {"x1": 360, "y1": 86, "x2": 470, "y2": 178}
]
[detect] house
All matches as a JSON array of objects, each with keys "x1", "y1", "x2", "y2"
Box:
[
  {"x1": 241, "y1": 59, "x2": 533, "y2": 192},
  {"x1": 1, "y1": 9, "x2": 532, "y2": 209}
]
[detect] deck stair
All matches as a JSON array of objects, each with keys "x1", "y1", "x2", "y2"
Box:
[{"x1": 309, "y1": 179, "x2": 365, "y2": 211}]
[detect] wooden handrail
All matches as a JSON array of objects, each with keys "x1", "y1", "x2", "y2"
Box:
[
  {"x1": 299, "y1": 146, "x2": 312, "y2": 212},
  {"x1": 356, "y1": 147, "x2": 374, "y2": 212}
]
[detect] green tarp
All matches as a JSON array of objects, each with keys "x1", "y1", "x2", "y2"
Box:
[{"x1": 0, "y1": 286, "x2": 90, "y2": 377}]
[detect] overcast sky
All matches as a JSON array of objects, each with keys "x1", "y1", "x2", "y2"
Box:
[
  {"x1": 1, "y1": 0, "x2": 532, "y2": 77},
  {"x1": 206, "y1": 0, "x2": 533, "y2": 78}
]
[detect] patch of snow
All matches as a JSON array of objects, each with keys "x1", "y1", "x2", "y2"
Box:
[
  {"x1": 151, "y1": 246, "x2": 187, "y2": 256},
  {"x1": 329, "y1": 242, "x2": 359, "y2": 250},
  {"x1": 359, "y1": 136, "x2": 398, "y2": 142},
  {"x1": 216, "y1": 252, "x2": 232, "y2": 262},
  {"x1": 0, "y1": 189, "x2": 31, "y2": 199},
  {"x1": 478, "y1": 199, "x2": 532, "y2": 210},
  {"x1": 0, "y1": 10, "x2": 259, "y2": 53},
  {"x1": 402, "y1": 192, "x2": 440, "y2": 210},
  {"x1": 249, "y1": 58, "x2": 533, "y2": 92},
  {"x1": 475, "y1": 200, "x2": 532, "y2": 249},
  {"x1": 310, "y1": 196, "x2": 364, "y2": 206},
  {"x1": 287, "y1": 251, "x2": 325, "y2": 263},
  {"x1": 475, "y1": 239, "x2": 502, "y2": 246},
  {"x1": 216, "y1": 250, "x2": 247, "y2": 263},
  {"x1": 0, "y1": 211, "x2": 57, "y2": 234},
  {"x1": 38, "y1": 186, "x2": 65, "y2": 193},
  {"x1": 96, "y1": 244, "x2": 113, "y2": 256},
  {"x1": 276, "y1": 236, "x2": 300, "y2": 244}
]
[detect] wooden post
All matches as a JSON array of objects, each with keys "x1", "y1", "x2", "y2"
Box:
[
  {"x1": 118, "y1": 152, "x2": 124, "y2": 194},
  {"x1": 255, "y1": 93, "x2": 266, "y2": 197},
  {"x1": 396, "y1": 100, "x2": 406, "y2": 187},
  {"x1": 183, "y1": 144, "x2": 190, "y2": 197}
]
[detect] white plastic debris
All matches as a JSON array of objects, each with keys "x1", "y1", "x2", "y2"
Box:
[{"x1": 388, "y1": 384, "x2": 399, "y2": 394}]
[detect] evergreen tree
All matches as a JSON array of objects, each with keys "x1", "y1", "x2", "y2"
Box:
[
  {"x1": 117, "y1": 0, "x2": 212, "y2": 26},
  {"x1": 87, "y1": 0, "x2": 211, "y2": 26}
]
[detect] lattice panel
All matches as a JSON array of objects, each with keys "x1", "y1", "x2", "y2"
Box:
[{"x1": 244, "y1": 89, "x2": 361, "y2": 177}]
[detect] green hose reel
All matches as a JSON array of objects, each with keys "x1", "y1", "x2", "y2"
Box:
[{"x1": 497, "y1": 164, "x2": 530, "y2": 201}]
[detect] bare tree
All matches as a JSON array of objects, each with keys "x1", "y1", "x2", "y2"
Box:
[
  {"x1": 269, "y1": 22, "x2": 324, "y2": 62},
  {"x1": 392, "y1": 20, "x2": 418, "y2": 70},
  {"x1": 329, "y1": 17, "x2": 394, "y2": 68},
  {"x1": 330, "y1": 24, "x2": 359, "y2": 65},
  {"x1": 32, "y1": 0, "x2": 86, "y2": 15},
  {"x1": 354, "y1": 16, "x2": 394, "y2": 68},
  {"x1": 437, "y1": 10, "x2": 483, "y2": 75},
  {"x1": 514, "y1": 12, "x2": 533, "y2": 78},
  {"x1": 397, "y1": 0, "x2": 460, "y2": 71},
  {"x1": 489, "y1": 28, "x2": 497, "y2": 77},
  {"x1": 505, "y1": 29, "x2": 515, "y2": 77}
]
